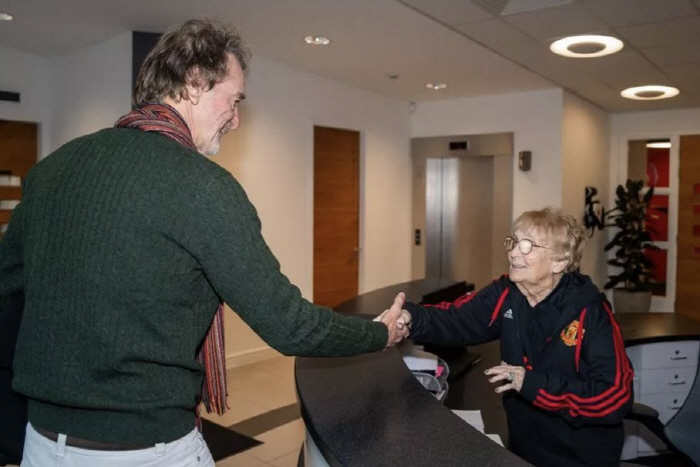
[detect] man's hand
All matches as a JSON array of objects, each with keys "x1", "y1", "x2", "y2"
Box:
[
  {"x1": 373, "y1": 292, "x2": 407, "y2": 348},
  {"x1": 484, "y1": 361, "x2": 526, "y2": 393},
  {"x1": 397, "y1": 309, "x2": 411, "y2": 333}
]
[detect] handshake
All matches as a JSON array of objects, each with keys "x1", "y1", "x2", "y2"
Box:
[{"x1": 373, "y1": 292, "x2": 412, "y2": 348}]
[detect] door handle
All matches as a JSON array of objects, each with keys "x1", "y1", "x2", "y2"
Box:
[
  {"x1": 669, "y1": 381, "x2": 686, "y2": 385},
  {"x1": 670, "y1": 355, "x2": 688, "y2": 360}
]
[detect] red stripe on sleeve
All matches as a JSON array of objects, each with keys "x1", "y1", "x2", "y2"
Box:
[
  {"x1": 427, "y1": 291, "x2": 476, "y2": 310},
  {"x1": 574, "y1": 308, "x2": 587, "y2": 372},
  {"x1": 488, "y1": 288, "x2": 509, "y2": 326},
  {"x1": 534, "y1": 372, "x2": 633, "y2": 417},
  {"x1": 540, "y1": 302, "x2": 631, "y2": 404},
  {"x1": 533, "y1": 302, "x2": 632, "y2": 418}
]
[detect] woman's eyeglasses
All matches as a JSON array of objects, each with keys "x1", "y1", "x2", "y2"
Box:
[{"x1": 503, "y1": 235, "x2": 553, "y2": 255}]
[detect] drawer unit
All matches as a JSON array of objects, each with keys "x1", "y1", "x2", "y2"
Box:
[
  {"x1": 638, "y1": 392, "x2": 689, "y2": 424},
  {"x1": 627, "y1": 341, "x2": 699, "y2": 370},
  {"x1": 638, "y1": 367, "x2": 698, "y2": 395},
  {"x1": 623, "y1": 339, "x2": 699, "y2": 460}
]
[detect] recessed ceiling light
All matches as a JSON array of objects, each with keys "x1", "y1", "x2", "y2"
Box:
[
  {"x1": 646, "y1": 140, "x2": 671, "y2": 149},
  {"x1": 0, "y1": 11, "x2": 13, "y2": 21},
  {"x1": 550, "y1": 35, "x2": 623, "y2": 58},
  {"x1": 621, "y1": 85, "x2": 679, "y2": 100},
  {"x1": 304, "y1": 36, "x2": 330, "y2": 46},
  {"x1": 426, "y1": 83, "x2": 447, "y2": 90}
]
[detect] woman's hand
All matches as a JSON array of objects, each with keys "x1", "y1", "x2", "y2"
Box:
[
  {"x1": 373, "y1": 292, "x2": 408, "y2": 348},
  {"x1": 484, "y1": 361, "x2": 526, "y2": 393},
  {"x1": 396, "y1": 309, "x2": 411, "y2": 334}
]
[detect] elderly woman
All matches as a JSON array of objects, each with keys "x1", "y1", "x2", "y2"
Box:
[{"x1": 399, "y1": 207, "x2": 633, "y2": 467}]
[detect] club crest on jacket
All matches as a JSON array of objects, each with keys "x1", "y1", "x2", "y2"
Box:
[{"x1": 561, "y1": 319, "x2": 584, "y2": 346}]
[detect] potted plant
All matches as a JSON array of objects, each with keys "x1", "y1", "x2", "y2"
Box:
[{"x1": 603, "y1": 179, "x2": 659, "y2": 313}]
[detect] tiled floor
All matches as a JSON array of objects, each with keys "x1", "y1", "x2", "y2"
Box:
[{"x1": 204, "y1": 355, "x2": 304, "y2": 467}]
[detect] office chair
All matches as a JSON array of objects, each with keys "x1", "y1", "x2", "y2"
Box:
[{"x1": 623, "y1": 357, "x2": 700, "y2": 467}]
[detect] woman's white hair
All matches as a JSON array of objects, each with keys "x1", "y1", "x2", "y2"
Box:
[{"x1": 512, "y1": 207, "x2": 587, "y2": 272}]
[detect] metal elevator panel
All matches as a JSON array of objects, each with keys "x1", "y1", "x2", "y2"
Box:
[
  {"x1": 412, "y1": 132, "x2": 514, "y2": 288},
  {"x1": 426, "y1": 158, "x2": 459, "y2": 279}
]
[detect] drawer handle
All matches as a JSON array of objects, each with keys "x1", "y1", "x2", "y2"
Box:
[
  {"x1": 670, "y1": 356, "x2": 688, "y2": 360},
  {"x1": 669, "y1": 381, "x2": 686, "y2": 385},
  {"x1": 668, "y1": 406, "x2": 682, "y2": 410}
]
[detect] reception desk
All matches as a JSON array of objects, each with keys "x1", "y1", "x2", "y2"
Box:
[{"x1": 295, "y1": 280, "x2": 700, "y2": 466}]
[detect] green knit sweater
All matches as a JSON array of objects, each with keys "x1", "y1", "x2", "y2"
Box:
[{"x1": 0, "y1": 128, "x2": 387, "y2": 444}]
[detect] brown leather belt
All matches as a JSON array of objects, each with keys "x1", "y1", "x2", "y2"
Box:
[{"x1": 35, "y1": 426, "x2": 152, "y2": 451}]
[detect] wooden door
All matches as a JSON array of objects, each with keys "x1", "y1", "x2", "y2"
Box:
[
  {"x1": 0, "y1": 120, "x2": 38, "y2": 238},
  {"x1": 313, "y1": 126, "x2": 360, "y2": 308},
  {"x1": 676, "y1": 134, "x2": 700, "y2": 321}
]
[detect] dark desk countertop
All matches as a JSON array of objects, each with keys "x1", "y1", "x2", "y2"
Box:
[
  {"x1": 295, "y1": 281, "x2": 700, "y2": 467},
  {"x1": 295, "y1": 279, "x2": 529, "y2": 467},
  {"x1": 615, "y1": 312, "x2": 700, "y2": 346}
]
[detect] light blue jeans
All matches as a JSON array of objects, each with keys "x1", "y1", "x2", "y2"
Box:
[{"x1": 21, "y1": 423, "x2": 215, "y2": 467}]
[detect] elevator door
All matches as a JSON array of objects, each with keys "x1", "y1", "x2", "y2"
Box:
[
  {"x1": 411, "y1": 132, "x2": 513, "y2": 290},
  {"x1": 425, "y1": 157, "x2": 505, "y2": 289}
]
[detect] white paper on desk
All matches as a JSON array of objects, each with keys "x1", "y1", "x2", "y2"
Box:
[
  {"x1": 485, "y1": 434, "x2": 504, "y2": 447},
  {"x1": 452, "y1": 409, "x2": 485, "y2": 433},
  {"x1": 400, "y1": 343, "x2": 438, "y2": 373}
]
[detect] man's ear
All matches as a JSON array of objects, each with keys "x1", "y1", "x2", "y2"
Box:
[{"x1": 184, "y1": 67, "x2": 204, "y2": 105}]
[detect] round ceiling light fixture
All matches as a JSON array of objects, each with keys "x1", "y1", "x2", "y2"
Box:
[
  {"x1": 550, "y1": 35, "x2": 623, "y2": 58},
  {"x1": 0, "y1": 11, "x2": 13, "y2": 21},
  {"x1": 426, "y1": 83, "x2": 447, "y2": 90},
  {"x1": 304, "y1": 35, "x2": 331, "y2": 46},
  {"x1": 620, "y1": 85, "x2": 680, "y2": 100}
]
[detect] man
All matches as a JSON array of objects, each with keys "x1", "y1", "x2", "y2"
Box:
[{"x1": 0, "y1": 18, "x2": 407, "y2": 467}]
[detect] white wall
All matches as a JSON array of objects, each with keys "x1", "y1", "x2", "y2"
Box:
[
  {"x1": 611, "y1": 108, "x2": 700, "y2": 135},
  {"x1": 491, "y1": 154, "x2": 512, "y2": 278},
  {"x1": 0, "y1": 45, "x2": 50, "y2": 158},
  {"x1": 211, "y1": 56, "x2": 412, "y2": 361},
  {"x1": 561, "y1": 92, "x2": 610, "y2": 288},
  {"x1": 49, "y1": 33, "x2": 132, "y2": 150},
  {"x1": 411, "y1": 89, "x2": 564, "y2": 217},
  {"x1": 610, "y1": 108, "x2": 700, "y2": 198}
]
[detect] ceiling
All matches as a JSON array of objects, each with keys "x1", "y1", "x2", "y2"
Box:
[{"x1": 1, "y1": 0, "x2": 699, "y2": 112}]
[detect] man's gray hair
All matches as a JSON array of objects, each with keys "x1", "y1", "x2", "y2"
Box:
[{"x1": 133, "y1": 18, "x2": 251, "y2": 107}]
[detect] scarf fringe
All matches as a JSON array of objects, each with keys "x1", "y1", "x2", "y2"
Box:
[{"x1": 197, "y1": 304, "x2": 229, "y2": 415}]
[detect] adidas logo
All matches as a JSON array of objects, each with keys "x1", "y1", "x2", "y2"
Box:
[{"x1": 504, "y1": 309, "x2": 513, "y2": 319}]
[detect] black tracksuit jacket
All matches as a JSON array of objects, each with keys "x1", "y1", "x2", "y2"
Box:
[{"x1": 405, "y1": 273, "x2": 634, "y2": 467}]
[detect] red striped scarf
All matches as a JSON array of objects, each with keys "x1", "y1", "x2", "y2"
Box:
[{"x1": 115, "y1": 104, "x2": 229, "y2": 417}]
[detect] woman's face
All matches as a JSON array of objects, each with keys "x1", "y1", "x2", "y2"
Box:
[{"x1": 507, "y1": 228, "x2": 563, "y2": 288}]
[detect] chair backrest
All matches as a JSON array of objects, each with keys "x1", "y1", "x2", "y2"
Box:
[
  {"x1": 665, "y1": 347, "x2": 700, "y2": 466},
  {"x1": 420, "y1": 281, "x2": 474, "y2": 305}
]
